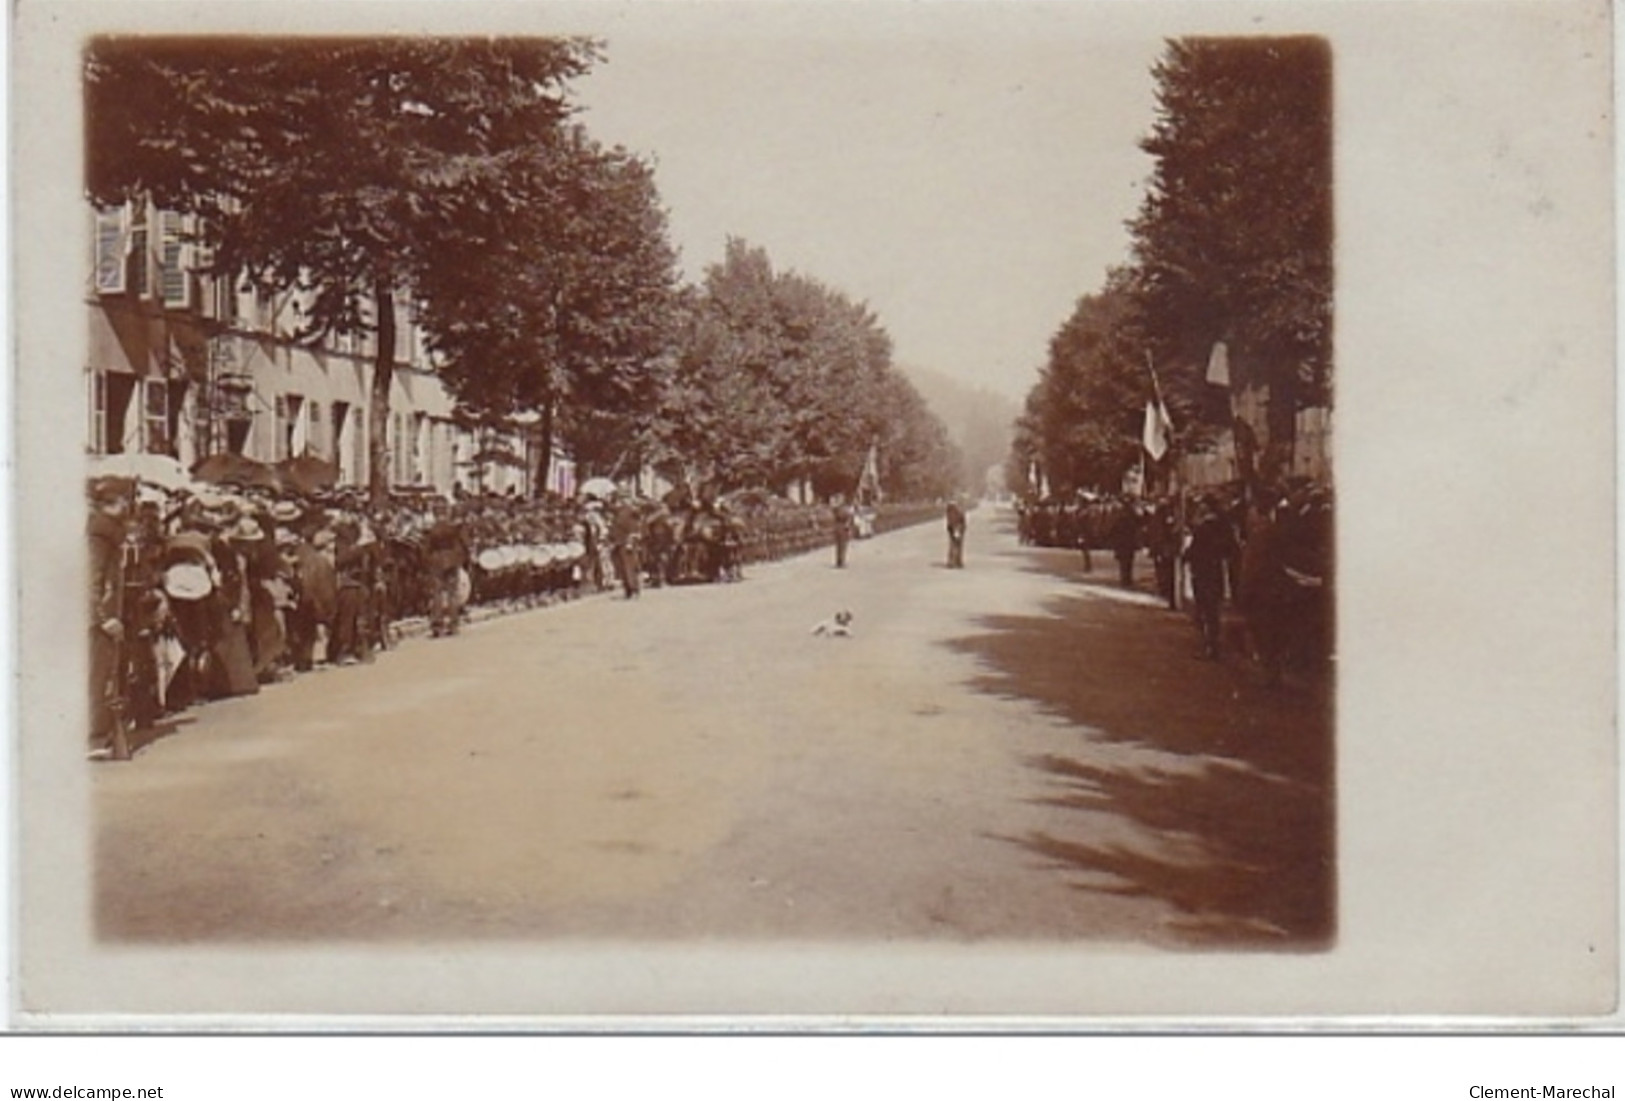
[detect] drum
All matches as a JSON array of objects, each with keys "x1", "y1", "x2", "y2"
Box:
[{"x1": 477, "y1": 548, "x2": 504, "y2": 572}]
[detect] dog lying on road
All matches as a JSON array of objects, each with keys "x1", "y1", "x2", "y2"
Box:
[{"x1": 810, "y1": 610, "x2": 854, "y2": 637}]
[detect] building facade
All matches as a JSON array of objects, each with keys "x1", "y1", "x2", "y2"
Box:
[{"x1": 87, "y1": 199, "x2": 573, "y2": 498}]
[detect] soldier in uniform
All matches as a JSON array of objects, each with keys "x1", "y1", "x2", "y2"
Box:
[
  {"x1": 88, "y1": 478, "x2": 132, "y2": 753},
  {"x1": 284, "y1": 524, "x2": 337, "y2": 671},
  {"x1": 718, "y1": 502, "x2": 747, "y2": 582},
  {"x1": 1109, "y1": 498, "x2": 1140, "y2": 588},
  {"x1": 423, "y1": 499, "x2": 470, "y2": 637},
  {"x1": 945, "y1": 499, "x2": 967, "y2": 568},
  {"x1": 331, "y1": 515, "x2": 371, "y2": 664},
  {"x1": 831, "y1": 494, "x2": 855, "y2": 569},
  {"x1": 1183, "y1": 493, "x2": 1239, "y2": 660},
  {"x1": 1147, "y1": 498, "x2": 1180, "y2": 610},
  {"x1": 608, "y1": 494, "x2": 644, "y2": 600}
]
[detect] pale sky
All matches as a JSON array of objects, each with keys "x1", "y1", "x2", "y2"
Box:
[{"x1": 572, "y1": 8, "x2": 1163, "y2": 402}]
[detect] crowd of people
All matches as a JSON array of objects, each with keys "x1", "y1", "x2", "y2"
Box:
[
  {"x1": 1016, "y1": 477, "x2": 1334, "y2": 684},
  {"x1": 86, "y1": 471, "x2": 934, "y2": 756}
]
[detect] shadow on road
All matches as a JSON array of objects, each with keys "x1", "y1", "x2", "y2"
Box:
[{"x1": 947, "y1": 544, "x2": 1334, "y2": 949}]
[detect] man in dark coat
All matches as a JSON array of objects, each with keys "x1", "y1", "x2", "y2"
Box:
[
  {"x1": 609, "y1": 496, "x2": 644, "y2": 600},
  {"x1": 88, "y1": 479, "x2": 131, "y2": 751},
  {"x1": 331, "y1": 516, "x2": 371, "y2": 664},
  {"x1": 1238, "y1": 488, "x2": 1294, "y2": 686},
  {"x1": 1147, "y1": 500, "x2": 1180, "y2": 610},
  {"x1": 831, "y1": 495, "x2": 854, "y2": 569},
  {"x1": 423, "y1": 500, "x2": 469, "y2": 637},
  {"x1": 284, "y1": 526, "x2": 336, "y2": 671},
  {"x1": 1109, "y1": 500, "x2": 1140, "y2": 588},
  {"x1": 1183, "y1": 494, "x2": 1239, "y2": 660},
  {"x1": 945, "y1": 500, "x2": 967, "y2": 568}
]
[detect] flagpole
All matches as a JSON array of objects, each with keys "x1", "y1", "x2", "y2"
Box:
[{"x1": 1147, "y1": 349, "x2": 1184, "y2": 611}]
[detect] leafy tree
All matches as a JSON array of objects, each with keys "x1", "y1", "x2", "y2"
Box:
[
  {"x1": 417, "y1": 128, "x2": 681, "y2": 493},
  {"x1": 1010, "y1": 270, "x2": 1150, "y2": 497},
  {"x1": 1129, "y1": 36, "x2": 1332, "y2": 472},
  {"x1": 869, "y1": 373, "x2": 962, "y2": 502},
  {"x1": 85, "y1": 36, "x2": 601, "y2": 504},
  {"x1": 654, "y1": 238, "x2": 956, "y2": 501},
  {"x1": 651, "y1": 241, "x2": 796, "y2": 492}
]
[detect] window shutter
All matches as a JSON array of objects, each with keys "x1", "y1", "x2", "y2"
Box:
[
  {"x1": 159, "y1": 210, "x2": 188, "y2": 307},
  {"x1": 93, "y1": 207, "x2": 128, "y2": 294},
  {"x1": 308, "y1": 401, "x2": 325, "y2": 458}
]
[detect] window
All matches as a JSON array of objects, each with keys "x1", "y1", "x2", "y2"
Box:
[
  {"x1": 351, "y1": 407, "x2": 367, "y2": 485},
  {"x1": 274, "y1": 395, "x2": 303, "y2": 461},
  {"x1": 393, "y1": 413, "x2": 407, "y2": 483},
  {"x1": 103, "y1": 374, "x2": 136, "y2": 455},
  {"x1": 88, "y1": 371, "x2": 108, "y2": 453},
  {"x1": 276, "y1": 394, "x2": 307, "y2": 460},
  {"x1": 93, "y1": 208, "x2": 128, "y2": 295},
  {"x1": 332, "y1": 402, "x2": 352, "y2": 480},
  {"x1": 220, "y1": 276, "x2": 239, "y2": 326},
  {"x1": 308, "y1": 401, "x2": 325, "y2": 458},
  {"x1": 412, "y1": 412, "x2": 427, "y2": 484},
  {"x1": 128, "y1": 209, "x2": 150, "y2": 298},
  {"x1": 410, "y1": 321, "x2": 430, "y2": 368},
  {"x1": 142, "y1": 379, "x2": 171, "y2": 455},
  {"x1": 159, "y1": 210, "x2": 188, "y2": 308}
]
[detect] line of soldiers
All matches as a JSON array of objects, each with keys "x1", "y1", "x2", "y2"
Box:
[
  {"x1": 88, "y1": 476, "x2": 938, "y2": 754},
  {"x1": 1016, "y1": 479, "x2": 1334, "y2": 684}
]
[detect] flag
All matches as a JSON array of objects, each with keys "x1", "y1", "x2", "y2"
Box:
[
  {"x1": 1206, "y1": 341, "x2": 1231, "y2": 388},
  {"x1": 1143, "y1": 399, "x2": 1172, "y2": 461}
]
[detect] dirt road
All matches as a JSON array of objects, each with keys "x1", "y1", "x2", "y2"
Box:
[{"x1": 96, "y1": 508, "x2": 1332, "y2": 947}]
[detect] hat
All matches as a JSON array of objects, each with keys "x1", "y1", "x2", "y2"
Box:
[
  {"x1": 162, "y1": 562, "x2": 214, "y2": 602},
  {"x1": 88, "y1": 475, "x2": 134, "y2": 507},
  {"x1": 227, "y1": 517, "x2": 266, "y2": 543},
  {"x1": 275, "y1": 528, "x2": 301, "y2": 549},
  {"x1": 271, "y1": 500, "x2": 303, "y2": 524}
]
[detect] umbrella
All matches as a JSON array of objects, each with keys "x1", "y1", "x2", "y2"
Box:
[
  {"x1": 723, "y1": 487, "x2": 773, "y2": 510},
  {"x1": 88, "y1": 452, "x2": 193, "y2": 493},
  {"x1": 192, "y1": 452, "x2": 281, "y2": 491},
  {"x1": 276, "y1": 454, "x2": 341, "y2": 495},
  {"x1": 579, "y1": 476, "x2": 618, "y2": 500}
]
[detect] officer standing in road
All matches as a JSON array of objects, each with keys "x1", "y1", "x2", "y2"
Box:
[
  {"x1": 945, "y1": 498, "x2": 967, "y2": 568},
  {"x1": 831, "y1": 494, "x2": 855, "y2": 569}
]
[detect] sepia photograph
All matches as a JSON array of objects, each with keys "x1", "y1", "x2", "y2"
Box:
[{"x1": 7, "y1": 0, "x2": 1616, "y2": 1026}]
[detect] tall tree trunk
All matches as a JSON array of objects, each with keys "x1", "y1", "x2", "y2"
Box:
[
  {"x1": 532, "y1": 395, "x2": 555, "y2": 500},
  {"x1": 1263, "y1": 354, "x2": 1300, "y2": 486},
  {"x1": 369, "y1": 281, "x2": 396, "y2": 509}
]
